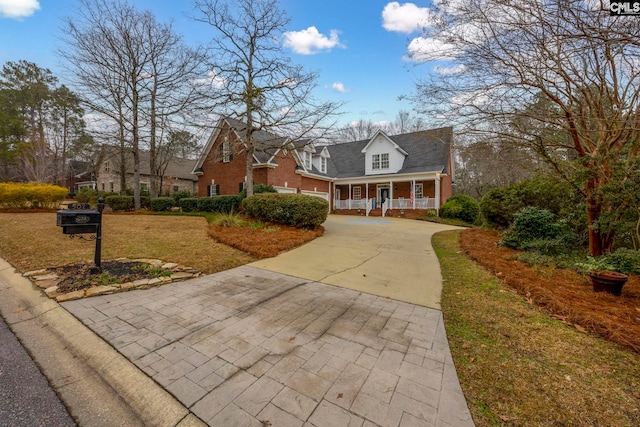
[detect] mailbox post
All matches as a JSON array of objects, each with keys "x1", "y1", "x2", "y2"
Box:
[{"x1": 56, "y1": 197, "x2": 105, "y2": 273}]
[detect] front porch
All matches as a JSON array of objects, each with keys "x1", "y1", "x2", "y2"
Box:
[{"x1": 332, "y1": 176, "x2": 442, "y2": 217}]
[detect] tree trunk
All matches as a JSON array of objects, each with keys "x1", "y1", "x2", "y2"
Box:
[
  {"x1": 132, "y1": 83, "x2": 141, "y2": 210},
  {"x1": 149, "y1": 83, "x2": 158, "y2": 198}
]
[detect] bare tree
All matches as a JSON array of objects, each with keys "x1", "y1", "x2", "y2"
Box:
[
  {"x1": 334, "y1": 110, "x2": 428, "y2": 142},
  {"x1": 61, "y1": 0, "x2": 206, "y2": 205},
  {"x1": 192, "y1": 0, "x2": 341, "y2": 197},
  {"x1": 411, "y1": 0, "x2": 640, "y2": 255},
  {"x1": 142, "y1": 18, "x2": 207, "y2": 197}
]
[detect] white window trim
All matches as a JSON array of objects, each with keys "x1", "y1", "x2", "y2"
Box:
[
  {"x1": 352, "y1": 187, "x2": 361, "y2": 200},
  {"x1": 305, "y1": 152, "x2": 312, "y2": 170},
  {"x1": 372, "y1": 153, "x2": 389, "y2": 170},
  {"x1": 222, "y1": 141, "x2": 232, "y2": 163},
  {"x1": 381, "y1": 153, "x2": 389, "y2": 169},
  {"x1": 320, "y1": 157, "x2": 327, "y2": 173},
  {"x1": 415, "y1": 183, "x2": 423, "y2": 199}
]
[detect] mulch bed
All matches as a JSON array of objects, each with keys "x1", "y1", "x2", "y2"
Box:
[
  {"x1": 209, "y1": 224, "x2": 324, "y2": 259},
  {"x1": 52, "y1": 261, "x2": 153, "y2": 293},
  {"x1": 460, "y1": 228, "x2": 640, "y2": 354}
]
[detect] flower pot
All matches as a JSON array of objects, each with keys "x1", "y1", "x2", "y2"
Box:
[{"x1": 587, "y1": 271, "x2": 628, "y2": 296}]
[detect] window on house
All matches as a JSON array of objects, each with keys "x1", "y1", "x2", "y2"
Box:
[
  {"x1": 140, "y1": 183, "x2": 148, "y2": 193},
  {"x1": 320, "y1": 157, "x2": 327, "y2": 173},
  {"x1": 173, "y1": 185, "x2": 179, "y2": 193},
  {"x1": 304, "y1": 152, "x2": 312, "y2": 170},
  {"x1": 381, "y1": 153, "x2": 389, "y2": 169},
  {"x1": 221, "y1": 141, "x2": 232, "y2": 163},
  {"x1": 372, "y1": 153, "x2": 389, "y2": 170},
  {"x1": 101, "y1": 183, "x2": 105, "y2": 191},
  {"x1": 105, "y1": 161, "x2": 110, "y2": 172},
  {"x1": 415, "y1": 183, "x2": 423, "y2": 199},
  {"x1": 109, "y1": 182, "x2": 114, "y2": 192},
  {"x1": 352, "y1": 187, "x2": 361, "y2": 200}
]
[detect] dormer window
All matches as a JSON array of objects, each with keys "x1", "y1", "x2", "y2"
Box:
[
  {"x1": 320, "y1": 157, "x2": 327, "y2": 173},
  {"x1": 304, "y1": 151, "x2": 312, "y2": 170},
  {"x1": 372, "y1": 153, "x2": 389, "y2": 170},
  {"x1": 221, "y1": 141, "x2": 233, "y2": 163}
]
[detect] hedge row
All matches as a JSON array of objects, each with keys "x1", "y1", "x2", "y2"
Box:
[
  {"x1": 104, "y1": 196, "x2": 150, "y2": 211},
  {"x1": 0, "y1": 182, "x2": 68, "y2": 209},
  {"x1": 241, "y1": 193, "x2": 328, "y2": 229}
]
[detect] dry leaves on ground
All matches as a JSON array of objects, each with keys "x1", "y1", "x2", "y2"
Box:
[{"x1": 460, "y1": 228, "x2": 640, "y2": 354}]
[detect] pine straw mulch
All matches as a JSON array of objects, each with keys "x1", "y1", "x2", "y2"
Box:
[
  {"x1": 208, "y1": 223, "x2": 324, "y2": 259},
  {"x1": 460, "y1": 228, "x2": 640, "y2": 354}
]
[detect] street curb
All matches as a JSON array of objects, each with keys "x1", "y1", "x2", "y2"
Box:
[{"x1": 0, "y1": 257, "x2": 206, "y2": 427}]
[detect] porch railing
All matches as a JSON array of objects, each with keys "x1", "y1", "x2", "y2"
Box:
[
  {"x1": 335, "y1": 197, "x2": 436, "y2": 211},
  {"x1": 366, "y1": 199, "x2": 374, "y2": 216},
  {"x1": 381, "y1": 198, "x2": 389, "y2": 217}
]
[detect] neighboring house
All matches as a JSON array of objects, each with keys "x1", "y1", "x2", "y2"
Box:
[
  {"x1": 192, "y1": 117, "x2": 453, "y2": 216},
  {"x1": 95, "y1": 146, "x2": 198, "y2": 195}
]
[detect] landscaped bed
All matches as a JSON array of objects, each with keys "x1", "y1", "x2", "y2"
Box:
[{"x1": 460, "y1": 228, "x2": 640, "y2": 354}]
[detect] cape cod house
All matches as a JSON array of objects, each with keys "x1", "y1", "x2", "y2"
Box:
[
  {"x1": 94, "y1": 145, "x2": 198, "y2": 195},
  {"x1": 192, "y1": 117, "x2": 453, "y2": 217}
]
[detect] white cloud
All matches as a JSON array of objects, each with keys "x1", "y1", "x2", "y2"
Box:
[
  {"x1": 406, "y1": 37, "x2": 457, "y2": 62},
  {"x1": 283, "y1": 26, "x2": 343, "y2": 55},
  {"x1": 0, "y1": 0, "x2": 40, "y2": 18},
  {"x1": 382, "y1": 2, "x2": 434, "y2": 33},
  {"x1": 435, "y1": 64, "x2": 466, "y2": 74},
  {"x1": 332, "y1": 82, "x2": 349, "y2": 93},
  {"x1": 451, "y1": 89, "x2": 491, "y2": 108},
  {"x1": 192, "y1": 70, "x2": 225, "y2": 89}
]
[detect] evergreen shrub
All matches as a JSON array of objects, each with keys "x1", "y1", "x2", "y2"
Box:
[
  {"x1": 151, "y1": 197, "x2": 175, "y2": 212},
  {"x1": 439, "y1": 194, "x2": 480, "y2": 224},
  {"x1": 241, "y1": 193, "x2": 328, "y2": 229}
]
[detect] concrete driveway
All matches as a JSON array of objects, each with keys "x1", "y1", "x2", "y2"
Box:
[
  {"x1": 253, "y1": 215, "x2": 459, "y2": 309},
  {"x1": 57, "y1": 215, "x2": 473, "y2": 426}
]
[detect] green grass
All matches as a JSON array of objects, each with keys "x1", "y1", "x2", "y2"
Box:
[{"x1": 433, "y1": 230, "x2": 640, "y2": 427}]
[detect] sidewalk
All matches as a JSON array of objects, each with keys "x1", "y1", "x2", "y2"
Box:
[{"x1": 1, "y1": 215, "x2": 474, "y2": 426}]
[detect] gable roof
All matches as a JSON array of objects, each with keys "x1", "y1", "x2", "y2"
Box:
[
  {"x1": 360, "y1": 130, "x2": 409, "y2": 155},
  {"x1": 326, "y1": 127, "x2": 453, "y2": 179},
  {"x1": 192, "y1": 117, "x2": 452, "y2": 180},
  {"x1": 192, "y1": 116, "x2": 297, "y2": 172},
  {"x1": 101, "y1": 146, "x2": 197, "y2": 181}
]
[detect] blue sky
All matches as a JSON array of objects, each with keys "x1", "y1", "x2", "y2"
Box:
[{"x1": 0, "y1": 0, "x2": 441, "y2": 127}]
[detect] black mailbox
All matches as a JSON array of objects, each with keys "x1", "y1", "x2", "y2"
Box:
[{"x1": 56, "y1": 209, "x2": 101, "y2": 235}]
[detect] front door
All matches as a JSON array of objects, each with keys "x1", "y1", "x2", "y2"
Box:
[{"x1": 378, "y1": 185, "x2": 390, "y2": 208}]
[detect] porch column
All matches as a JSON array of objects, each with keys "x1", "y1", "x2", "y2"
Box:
[
  {"x1": 390, "y1": 180, "x2": 393, "y2": 208},
  {"x1": 348, "y1": 183, "x2": 352, "y2": 210},
  {"x1": 365, "y1": 183, "x2": 369, "y2": 216},
  {"x1": 435, "y1": 174, "x2": 441, "y2": 210},
  {"x1": 412, "y1": 179, "x2": 416, "y2": 209}
]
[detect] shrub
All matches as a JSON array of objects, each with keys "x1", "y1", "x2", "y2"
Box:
[
  {"x1": 0, "y1": 182, "x2": 69, "y2": 209},
  {"x1": 501, "y1": 206, "x2": 575, "y2": 254},
  {"x1": 479, "y1": 175, "x2": 582, "y2": 228},
  {"x1": 602, "y1": 248, "x2": 640, "y2": 275},
  {"x1": 179, "y1": 197, "x2": 199, "y2": 212},
  {"x1": 105, "y1": 196, "x2": 134, "y2": 211},
  {"x1": 238, "y1": 184, "x2": 278, "y2": 199},
  {"x1": 150, "y1": 197, "x2": 175, "y2": 212},
  {"x1": 440, "y1": 194, "x2": 479, "y2": 224},
  {"x1": 75, "y1": 188, "x2": 115, "y2": 206},
  {"x1": 197, "y1": 195, "x2": 241, "y2": 213},
  {"x1": 241, "y1": 193, "x2": 328, "y2": 229},
  {"x1": 172, "y1": 190, "x2": 191, "y2": 205}
]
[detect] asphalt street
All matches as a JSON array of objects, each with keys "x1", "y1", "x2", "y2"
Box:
[{"x1": 0, "y1": 314, "x2": 76, "y2": 427}]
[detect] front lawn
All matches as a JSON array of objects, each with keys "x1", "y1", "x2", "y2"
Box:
[{"x1": 435, "y1": 229, "x2": 640, "y2": 427}]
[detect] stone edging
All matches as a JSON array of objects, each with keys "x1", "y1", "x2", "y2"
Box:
[{"x1": 23, "y1": 258, "x2": 203, "y2": 302}]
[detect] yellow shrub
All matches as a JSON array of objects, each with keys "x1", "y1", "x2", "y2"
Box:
[{"x1": 0, "y1": 182, "x2": 68, "y2": 209}]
